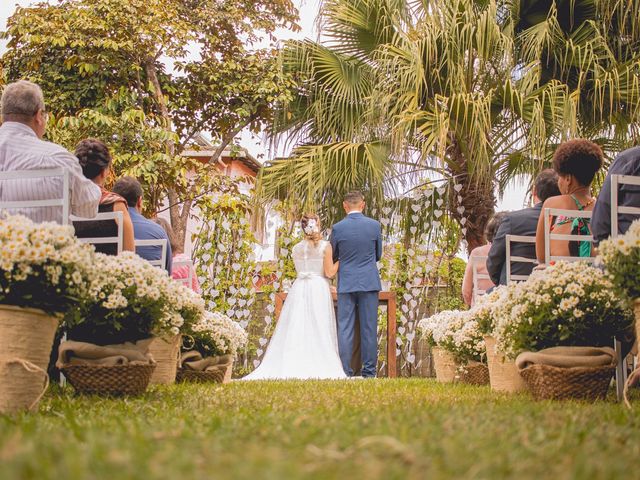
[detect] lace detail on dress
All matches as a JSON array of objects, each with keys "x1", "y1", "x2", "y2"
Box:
[{"x1": 292, "y1": 240, "x2": 328, "y2": 278}]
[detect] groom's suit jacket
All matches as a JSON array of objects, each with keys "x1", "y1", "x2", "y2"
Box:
[{"x1": 330, "y1": 212, "x2": 383, "y2": 294}]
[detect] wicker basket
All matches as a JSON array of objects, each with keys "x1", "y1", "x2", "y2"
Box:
[
  {"x1": 148, "y1": 334, "x2": 181, "y2": 385},
  {"x1": 432, "y1": 347, "x2": 457, "y2": 383},
  {"x1": 458, "y1": 362, "x2": 490, "y2": 385},
  {"x1": 177, "y1": 368, "x2": 224, "y2": 383},
  {"x1": 62, "y1": 364, "x2": 156, "y2": 396},
  {"x1": 484, "y1": 336, "x2": 527, "y2": 393},
  {"x1": 176, "y1": 357, "x2": 234, "y2": 384},
  {"x1": 0, "y1": 305, "x2": 59, "y2": 413},
  {"x1": 519, "y1": 364, "x2": 615, "y2": 401}
]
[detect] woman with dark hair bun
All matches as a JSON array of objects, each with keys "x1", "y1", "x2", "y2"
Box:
[
  {"x1": 73, "y1": 138, "x2": 135, "y2": 254},
  {"x1": 535, "y1": 138, "x2": 603, "y2": 263}
]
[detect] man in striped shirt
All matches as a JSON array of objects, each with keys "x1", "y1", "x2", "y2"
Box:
[{"x1": 0, "y1": 80, "x2": 100, "y2": 224}]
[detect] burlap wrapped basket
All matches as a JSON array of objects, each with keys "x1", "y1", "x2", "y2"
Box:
[
  {"x1": 517, "y1": 346, "x2": 616, "y2": 401},
  {"x1": 623, "y1": 300, "x2": 640, "y2": 407},
  {"x1": 62, "y1": 364, "x2": 156, "y2": 396},
  {"x1": 484, "y1": 336, "x2": 527, "y2": 393},
  {"x1": 0, "y1": 305, "x2": 59, "y2": 413},
  {"x1": 148, "y1": 334, "x2": 181, "y2": 385},
  {"x1": 458, "y1": 362, "x2": 490, "y2": 385},
  {"x1": 431, "y1": 347, "x2": 458, "y2": 383},
  {"x1": 634, "y1": 300, "x2": 640, "y2": 348}
]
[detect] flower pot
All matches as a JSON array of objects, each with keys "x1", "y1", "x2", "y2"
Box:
[
  {"x1": 634, "y1": 300, "x2": 640, "y2": 344},
  {"x1": 484, "y1": 336, "x2": 527, "y2": 393},
  {"x1": 62, "y1": 364, "x2": 156, "y2": 396},
  {"x1": 223, "y1": 359, "x2": 234, "y2": 383},
  {"x1": 431, "y1": 347, "x2": 458, "y2": 383},
  {"x1": 0, "y1": 305, "x2": 59, "y2": 413},
  {"x1": 148, "y1": 334, "x2": 181, "y2": 385}
]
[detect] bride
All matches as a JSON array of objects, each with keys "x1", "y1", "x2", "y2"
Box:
[{"x1": 243, "y1": 214, "x2": 346, "y2": 380}]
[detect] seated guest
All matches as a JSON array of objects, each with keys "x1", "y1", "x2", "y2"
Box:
[
  {"x1": 112, "y1": 176, "x2": 172, "y2": 273},
  {"x1": 591, "y1": 146, "x2": 640, "y2": 244},
  {"x1": 154, "y1": 217, "x2": 200, "y2": 293},
  {"x1": 487, "y1": 169, "x2": 560, "y2": 285},
  {"x1": 535, "y1": 139, "x2": 603, "y2": 264},
  {"x1": 0, "y1": 80, "x2": 100, "y2": 223},
  {"x1": 73, "y1": 139, "x2": 135, "y2": 254},
  {"x1": 462, "y1": 212, "x2": 506, "y2": 306}
]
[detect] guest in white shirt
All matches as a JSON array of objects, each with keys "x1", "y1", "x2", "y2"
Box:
[{"x1": 0, "y1": 80, "x2": 100, "y2": 223}]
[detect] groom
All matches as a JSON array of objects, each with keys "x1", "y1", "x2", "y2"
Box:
[{"x1": 331, "y1": 191, "x2": 383, "y2": 378}]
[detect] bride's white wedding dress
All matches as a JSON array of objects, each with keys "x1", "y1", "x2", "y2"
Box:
[{"x1": 243, "y1": 239, "x2": 347, "y2": 380}]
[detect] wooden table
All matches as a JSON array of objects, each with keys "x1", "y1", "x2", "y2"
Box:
[{"x1": 275, "y1": 291, "x2": 397, "y2": 377}]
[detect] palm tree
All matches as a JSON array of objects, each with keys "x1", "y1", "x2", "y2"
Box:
[{"x1": 259, "y1": 0, "x2": 640, "y2": 251}]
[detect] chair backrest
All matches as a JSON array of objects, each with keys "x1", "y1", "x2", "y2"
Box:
[
  {"x1": 0, "y1": 168, "x2": 70, "y2": 224},
  {"x1": 505, "y1": 234, "x2": 537, "y2": 283},
  {"x1": 70, "y1": 211, "x2": 124, "y2": 254},
  {"x1": 172, "y1": 258, "x2": 194, "y2": 288},
  {"x1": 134, "y1": 239, "x2": 168, "y2": 269},
  {"x1": 543, "y1": 208, "x2": 594, "y2": 264},
  {"x1": 471, "y1": 255, "x2": 490, "y2": 303},
  {"x1": 611, "y1": 174, "x2": 640, "y2": 237}
]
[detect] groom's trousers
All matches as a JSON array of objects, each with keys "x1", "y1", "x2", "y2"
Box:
[{"x1": 337, "y1": 291, "x2": 379, "y2": 377}]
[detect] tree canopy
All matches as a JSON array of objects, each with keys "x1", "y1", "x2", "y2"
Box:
[
  {"x1": 1, "y1": 0, "x2": 299, "y2": 246},
  {"x1": 259, "y1": 0, "x2": 640, "y2": 251}
]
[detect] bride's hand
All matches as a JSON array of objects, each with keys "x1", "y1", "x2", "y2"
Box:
[{"x1": 323, "y1": 245, "x2": 340, "y2": 278}]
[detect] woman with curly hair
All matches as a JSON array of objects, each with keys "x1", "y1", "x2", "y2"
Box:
[{"x1": 535, "y1": 139, "x2": 603, "y2": 264}]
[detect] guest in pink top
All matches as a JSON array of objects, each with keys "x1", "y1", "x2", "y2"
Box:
[
  {"x1": 153, "y1": 218, "x2": 200, "y2": 293},
  {"x1": 462, "y1": 212, "x2": 507, "y2": 306}
]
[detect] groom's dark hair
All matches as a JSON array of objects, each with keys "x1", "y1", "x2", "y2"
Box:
[{"x1": 344, "y1": 190, "x2": 364, "y2": 205}]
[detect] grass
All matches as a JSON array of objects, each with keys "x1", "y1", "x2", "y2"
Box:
[{"x1": 1, "y1": 379, "x2": 640, "y2": 480}]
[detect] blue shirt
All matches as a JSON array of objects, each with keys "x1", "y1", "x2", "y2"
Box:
[
  {"x1": 128, "y1": 207, "x2": 172, "y2": 274},
  {"x1": 592, "y1": 146, "x2": 640, "y2": 244}
]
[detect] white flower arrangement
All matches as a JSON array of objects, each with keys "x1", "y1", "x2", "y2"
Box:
[
  {"x1": 467, "y1": 285, "x2": 512, "y2": 336},
  {"x1": 598, "y1": 219, "x2": 640, "y2": 300},
  {"x1": 418, "y1": 309, "x2": 485, "y2": 364},
  {"x1": 0, "y1": 214, "x2": 94, "y2": 317},
  {"x1": 71, "y1": 252, "x2": 206, "y2": 343},
  {"x1": 189, "y1": 310, "x2": 249, "y2": 357},
  {"x1": 492, "y1": 261, "x2": 633, "y2": 359}
]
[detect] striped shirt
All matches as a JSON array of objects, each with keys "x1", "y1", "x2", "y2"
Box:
[{"x1": 0, "y1": 122, "x2": 101, "y2": 224}]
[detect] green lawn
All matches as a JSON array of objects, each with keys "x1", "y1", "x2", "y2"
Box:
[{"x1": 1, "y1": 379, "x2": 639, "y2": 480}]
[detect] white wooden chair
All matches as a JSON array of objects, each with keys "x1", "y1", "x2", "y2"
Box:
[
  {"x1": 505, "y1": 234, "x2": 538, "y2": 284},
  {"x1": 471, "y1": 255, "x2": 491, "y2": 304},
  {"x1": 611, "y1": 174, "x2": 640, "y2": 237},
  {"x1": 70, "y1": 211, "x2": 124, "y2": 254},
  {"x1": 0, "y1": 168, "x2": 70, "y2": 224},
  {"x1": 543, "y1": 208, "x2": 595, "y2": 265},
  {"x1": 610, "y1": 174, "x2": 640, "y2": 401},
  {"x1": 172, "y1": 258, "x2": 194, "y2": 288},
  {"x1": 135, "y1": 239, "x2": 168, "y2": 269}
]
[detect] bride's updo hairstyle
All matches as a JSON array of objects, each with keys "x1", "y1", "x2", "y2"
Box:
[{"x1": 301, "y1": 213, "x2": 322, "y2": 246}]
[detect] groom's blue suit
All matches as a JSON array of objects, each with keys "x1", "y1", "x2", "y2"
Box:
[{"x1": 330, "y1": 212, "x2": 382, "y2": 377}]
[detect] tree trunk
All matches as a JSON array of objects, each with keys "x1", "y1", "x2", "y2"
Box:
[
  {"x1": 145, "y1": 58, "x2": 189, "y2": 251},
  {"x1": 446, "y1": 142, "x2": 496, "y2": 255}
]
